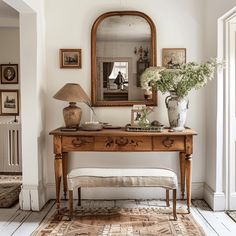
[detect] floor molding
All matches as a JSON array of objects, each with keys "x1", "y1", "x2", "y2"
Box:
[
  {"x1": 19, "y1": 183, "x2": 46, "y2": 211},
  {"x1": 203, "y1": 183, "x2": 225, "y2": 211},
  {"x1": 229, "y1": 193, "x2": 236, "y2": 210}
]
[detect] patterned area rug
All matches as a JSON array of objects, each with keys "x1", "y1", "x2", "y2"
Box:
[
  {"x1": 226, "y1": 211, "x2": 236, "y2": 223},
  {"x1": 0, "y1": 175, "x2": 22, "y2": 208},
  {"x1": 33, "y1": 207, "x2": 205, "y2": 236}
]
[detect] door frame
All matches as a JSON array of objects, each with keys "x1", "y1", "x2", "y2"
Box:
[
  {"x1": 218, "y1": 7, "x2": 236, "y2": 210},
  {"x1": 3, "y1": 0, "x2": 46, "y2": 210}
]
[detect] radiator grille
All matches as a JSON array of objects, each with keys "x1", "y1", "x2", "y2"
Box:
[
  {"x1": 0, "y1": 123, "x2": 21, "y2": 172},
  {"x1": 8, "y1": 129, "x2": 20, "y2": 166}
]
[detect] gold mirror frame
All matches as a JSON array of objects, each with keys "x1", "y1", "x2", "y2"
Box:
[{"x1": 91, "y1": 11, "x2": 157, "y2": 107}]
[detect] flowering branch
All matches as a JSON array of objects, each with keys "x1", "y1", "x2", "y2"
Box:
[{"x1": 141, "y1": 58, "x2": 224, "y2": 99}]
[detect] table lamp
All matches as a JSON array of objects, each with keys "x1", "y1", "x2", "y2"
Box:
[{"x1": 53, "y1": 83, "x2": 91, "y2": 128}]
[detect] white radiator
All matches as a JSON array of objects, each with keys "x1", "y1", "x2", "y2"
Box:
[{"x1": 0, "y1": 123, "x2": 22, "y2": 172}]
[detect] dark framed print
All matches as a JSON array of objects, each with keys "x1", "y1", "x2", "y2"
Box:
[
  {"x1": 162, "y1": 48, "x2": 186, "y2": 69},
  {"x1": 0, "y1": 90, "x2": 19, "y2": 116},
  {"x1": 60, "y1": 49, "x2": 82, "y2": 68},
  {"x1": 1, "y1": 64, "x2": 18, "y2": 84}
]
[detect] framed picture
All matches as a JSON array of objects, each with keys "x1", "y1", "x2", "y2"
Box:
[
  {"x1": 1, "y1": 64, "x2": 18, "y2": 84},
  {"x1": 162, "y1": 48, "x2": 186, "y2": 69},
  {"x1": 131, "y1": 109, "x2": 144, "y2": 126},
  {"x1": 0, "y1": 90, "x2": 19, "y2": 115},
  {"x1": 60, "y1": 49, "x2": 82, "y2": 68}
]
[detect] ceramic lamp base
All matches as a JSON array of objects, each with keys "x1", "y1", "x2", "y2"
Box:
[{"x1": 63, "y1": 102, "x2": 82, "y2": 128}]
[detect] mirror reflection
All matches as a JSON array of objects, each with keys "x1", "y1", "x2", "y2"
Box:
[{"x1": 96, "y1": 15, "x2": 152, "y2": 102}]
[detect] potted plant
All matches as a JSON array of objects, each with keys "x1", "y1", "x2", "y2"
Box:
[{"x1": 140, "y1": 59, "x2": 223, "y2": 131}]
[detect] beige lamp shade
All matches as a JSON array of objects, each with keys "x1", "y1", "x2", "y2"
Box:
[
  {"x1": 53, "y1": 83, "x2": 91, "y2": 128},
  {"x1": 53, "y1": 83, "x2": 91, "y2": 104}
]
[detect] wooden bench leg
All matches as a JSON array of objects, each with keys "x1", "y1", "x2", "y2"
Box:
[
  {"x1": 69, "y1": 190, "x2": 73, "y2": 220},
  {"x1": 166, "y1": 189, "x2": 170, "y2": 207},
  {"x1": 78, "y1": 187, "x2": 81, "y2": 206},
  {"x1": 173, "y1": 189, "x2": 177, "y2": 220}
]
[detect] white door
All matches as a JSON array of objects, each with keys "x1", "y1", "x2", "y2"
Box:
[{"x1": 227, "y1": 18, "x2": 236, "y2": 210}]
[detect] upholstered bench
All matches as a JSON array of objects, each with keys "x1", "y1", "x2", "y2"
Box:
[{"x1": 67, "y1": 168, "x2": 178, "y2": 220}]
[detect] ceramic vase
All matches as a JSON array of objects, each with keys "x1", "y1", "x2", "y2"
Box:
[{"x1": 165, "y1": 92, "x2": 189, "y2": 131}]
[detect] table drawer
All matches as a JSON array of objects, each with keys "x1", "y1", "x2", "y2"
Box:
[
  {"x1": 153, "y1": 136, "x2": 185, "y2": 151},
  {"x1": 62, "y1": 136, "x2": 94, "y2": 151},
  {"x1": 95, "y1": 136, "x2": 152, "y2": 151}
]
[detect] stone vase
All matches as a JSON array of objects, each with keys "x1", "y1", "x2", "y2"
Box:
[{"x1": 165, "y1": 92, "x2": 189, "y2": 131}]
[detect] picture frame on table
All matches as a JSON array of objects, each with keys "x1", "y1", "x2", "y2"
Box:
[
  {"x1": 1, "y1": 64, "x2": 18, "y2": 84},
  {"x1": 131, "y1": 109, "x2": 144, "y2": 126},
  {"x1": 60, "y1": 49, "x2": 82, "y2": 68},
  {"x1": 162, "y1": 48, "x2": 186, "y2": 69},
  {"x1": 0, "y1": 90, "x2": 19, "y2": 116}
]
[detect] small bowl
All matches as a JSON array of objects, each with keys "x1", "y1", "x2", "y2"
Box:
[{"x1": 81, "y1": 122, "x2": 103, "y2": 131}]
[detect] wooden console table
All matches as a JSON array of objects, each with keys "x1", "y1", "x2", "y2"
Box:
[{"x1": 50, "y1": 128, "x2": 197, "y2": 213}]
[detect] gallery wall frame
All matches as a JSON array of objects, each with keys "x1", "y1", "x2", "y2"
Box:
[
  {"x1": 0, "y1": 90, "x2": 19, "y2": 116},
  {"x1": 1, "y1": 64, "x2": 18, "y2": 84},
  {"x1": 60, "y1": 49, "x2": 82, "y2": 68},
  {"x1": 162, "y1": 48, "x2": 186, "y2": 69}
]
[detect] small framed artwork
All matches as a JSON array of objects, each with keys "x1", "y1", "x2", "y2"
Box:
[
  {"x1": 162, "y1": 48, "x2": 186, "y2": 69},
  {"x1": 1, "y1": 64, "x2": 18, "y2": 84},
  {"x1": 60, "y1": 49, "x2": 82, "y2": 68},
  {"x1": 131, "y1": 109, "x2": 144, "y2": 126},
  {"x1": 0, "y1": 90, "x2": 19, "y2": 116}
]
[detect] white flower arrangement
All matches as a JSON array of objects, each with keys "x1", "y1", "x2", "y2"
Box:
[{"x1": 140, "y1": 59, "x2": 223, "y2": 99}]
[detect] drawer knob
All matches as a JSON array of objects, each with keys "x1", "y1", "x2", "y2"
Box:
[
  {"x1": 115, "y1": 137, "x2": 129, "y2": 146},
  {"x1": 72, "y1": 138, "x2": 89, "y2": 147},
  {"x1": 162, "y1": 137, "x2": 174, "y2": 148}
]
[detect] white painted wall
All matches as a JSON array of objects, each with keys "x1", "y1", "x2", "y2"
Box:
[
  {"x1": 0, "y1": 0, "x2": 19, "y2": 27},
  {"x1": 204, "y1": 0, "x2": 236, "y2": 210},
  {"x1": 45, "y1": 0, "x2": 206, "y2": 200},
  {"x1": 0, "y1": 27, "x2": 20, "y2": 123}
]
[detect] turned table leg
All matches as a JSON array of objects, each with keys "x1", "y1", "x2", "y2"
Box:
[
  {"x1": 62, "y1": 152, "x2": 68, "y2": 200},
  {"x1": 55, "y1": 154, "x2": 62, "y2": 213},
  {"x1": 179, "y1": 152, "x2": 186, "y2": 200},
  {"x1": 185, "y1": 154, "x2": 192, "y2": 213}
]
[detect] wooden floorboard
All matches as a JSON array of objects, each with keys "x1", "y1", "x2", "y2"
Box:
[
  {"x1": 0, "y1": 204, "x2": 19, "y2": 231},
  {"x1": 0, "y1": 209, "x2": 31, "y2": 236},
  {"x1": 0, "y1": 199, "x2": 236, "y2": 236},
  {"x1": 11, "y1": 201, "x2": 55, "y2": 236},
  {"x1": 193, "y1": 200, "x2": 236, "y2": 236},
  {"x1": 191, "y1": 201, "x2": 219, "y2": 236}
]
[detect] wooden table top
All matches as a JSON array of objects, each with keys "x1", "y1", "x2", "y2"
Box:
[{"x1": 50, "y1": 127, "x2": 197, "y2": 137}]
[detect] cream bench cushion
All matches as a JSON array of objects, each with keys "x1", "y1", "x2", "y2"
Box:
[{"x1": 67, "y1": 168, "x2": 178, "y2": 190}]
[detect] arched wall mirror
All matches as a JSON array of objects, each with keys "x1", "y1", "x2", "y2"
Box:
[{"x1": 91, "y1": 11, "x2": 157, "y2": 106}]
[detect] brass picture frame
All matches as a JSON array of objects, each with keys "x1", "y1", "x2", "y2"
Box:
[{"x1": 60, "y1": 49, "x2": 82, "y2": 68}]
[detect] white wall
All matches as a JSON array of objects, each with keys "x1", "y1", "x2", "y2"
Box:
[
  {"x1": 204, "y1": 0, "x2": 236, "y2": 210},
  {"x1": 0, "y1": 28, "x2": 19, "y2": 64},
  {"x1": 45, "y1": 0, "x2": 206, "y2": 199},
  {"x1": 0, "y1": 27, "x2": 20, "y2": 123}
]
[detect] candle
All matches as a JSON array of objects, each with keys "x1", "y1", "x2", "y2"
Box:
[{"x1": 90, "y1": 109, "x2": 93, "y2": 122}]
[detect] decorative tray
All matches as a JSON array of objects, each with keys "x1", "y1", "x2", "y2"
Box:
[{"x1": 126, "y1": 125, "x2": 164, "y2": 132}]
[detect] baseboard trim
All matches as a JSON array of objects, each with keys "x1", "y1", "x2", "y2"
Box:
[
  {"x1": 19, "y1": 183, "x2": 46, "y2": 211},
  {"x1": 229, "y1": 193, "x2": 236, "y2": 210},
  {"x1": 203, "y1": 183, "x2": 225, "y2": 211},
  {"x1": 46, "y1": 182, "x2": 204, "y2": 201}
]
